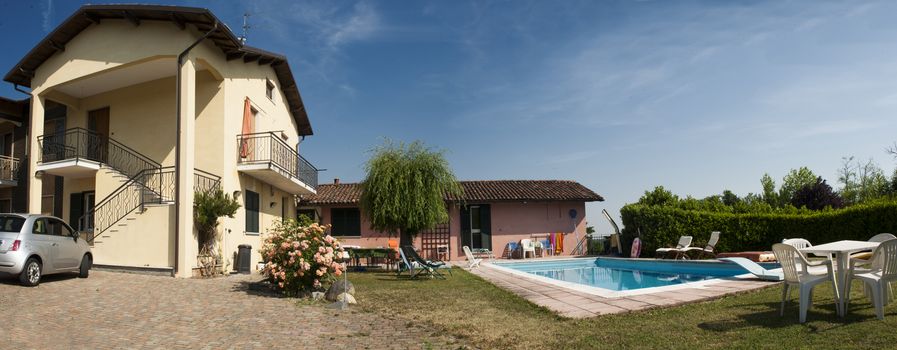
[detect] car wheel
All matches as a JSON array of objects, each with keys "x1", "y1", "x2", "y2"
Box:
[
  {"x1": 19, "y1": 258, "x2": 41, "y2": 287},
  {"x1": 79, "y1": 255, "x2": 91, "y2": 278}
]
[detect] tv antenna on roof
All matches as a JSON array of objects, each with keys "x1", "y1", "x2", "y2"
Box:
[{"x1": 239, "y1": 12, "x2": 251, "y2": 45}]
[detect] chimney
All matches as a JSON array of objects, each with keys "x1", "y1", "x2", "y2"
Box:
[{"x1": 333, "y1": 178, "x2": 340, "y2": 185}]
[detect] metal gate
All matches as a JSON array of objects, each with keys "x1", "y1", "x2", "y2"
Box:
[{"x1": 420, "y1": 221, "x2": 451, "y2": 261}]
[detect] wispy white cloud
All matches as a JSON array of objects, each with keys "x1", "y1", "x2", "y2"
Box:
[
  {"x1": 41, "y1": 0, "x2": 53, "y2": 33},
  {"x1": 244, "y1": 1, "x2": 382, "y2": 94},
  {"x1": 250, "y1": 1, "x2": 380, "y2": 50},
  {"x1": 440, "y1": 0, "x2": 897, "y2": 147},
  {"x1": 328, "y1": 3, "x2": 379, "y2": 47}
]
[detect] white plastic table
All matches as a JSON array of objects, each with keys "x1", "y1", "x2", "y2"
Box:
[{"x1": 801, "y1": 240, "x2": 880, "y2": 317}]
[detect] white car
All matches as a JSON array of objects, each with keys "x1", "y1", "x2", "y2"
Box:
[{"x1": 0, "y1": 214, "x2": 92, "y2": 286}]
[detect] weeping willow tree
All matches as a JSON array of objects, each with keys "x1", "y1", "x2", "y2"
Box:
[{"x1": 361, "y1": 140, "x2": 463, "y2": 247}]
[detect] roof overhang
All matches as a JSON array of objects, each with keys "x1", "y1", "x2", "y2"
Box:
[
  {"x1": 3, "y1": 4, "x2": 312, "y2": 135},
  {"x1": 0, "y1": 97, "x2": 27, "y2": 125}
]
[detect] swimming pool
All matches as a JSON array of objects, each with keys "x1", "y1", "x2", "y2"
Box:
[{"x1": 493, "y1": 258, "x2": 780, "y2": 292}]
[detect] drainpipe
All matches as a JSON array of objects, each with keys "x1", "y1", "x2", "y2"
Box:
[{"x1": 174, "y1": 21, "x2": 219, "y2": 277}]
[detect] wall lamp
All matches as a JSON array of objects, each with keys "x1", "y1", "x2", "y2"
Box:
[
  {"x1": 34, "y1": 170, "x2": 44, "y2": 179},
  {"x1": 232, "y1": 190, "x2": 241, "y2": 200}
]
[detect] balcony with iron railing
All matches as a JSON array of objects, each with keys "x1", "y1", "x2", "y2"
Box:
[
  {"x1": 36, "y1": 127, "x2": 160, "y2": 179},
  {"x1": 0, "y1": 155, "x2": 20, "y2": 187},
  {"x1": 236, "y1": 132, "x2": 318, "y2": 195}
]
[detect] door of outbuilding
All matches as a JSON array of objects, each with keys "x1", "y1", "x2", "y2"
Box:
[{"x1": 461, "y1": 204, "x2": 491, "y2": 251}]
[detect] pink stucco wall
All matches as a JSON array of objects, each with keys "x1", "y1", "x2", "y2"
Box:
[{"x1": 311, "y1": 201, "x2": 589, "y2": 261}]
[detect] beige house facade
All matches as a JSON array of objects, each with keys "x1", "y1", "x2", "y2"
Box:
[{"x1": 4, "y1": 5, "x2": 318, "y2": 277}]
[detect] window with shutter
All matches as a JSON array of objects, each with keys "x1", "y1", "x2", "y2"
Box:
[
  {"x1": 330, "y1": 208, "x2": 361, "y2": 237},
  {"x1": 245, "y1": 190, "x2": 260, "y2": 233}
]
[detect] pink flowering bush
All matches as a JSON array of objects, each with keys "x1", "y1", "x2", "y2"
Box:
[{"x1": 260, "y1": 220, "x2": 346, "y2": 295}]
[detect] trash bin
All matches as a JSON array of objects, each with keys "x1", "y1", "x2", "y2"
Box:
[{"x1": 237, "y1": 244, "x2": 252, "y2": 274}]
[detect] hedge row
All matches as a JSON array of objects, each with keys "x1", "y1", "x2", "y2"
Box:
[{"x1": 620, "y1": 201, "x2": 897, "y2": 257}]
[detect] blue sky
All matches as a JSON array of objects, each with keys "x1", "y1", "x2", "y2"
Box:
[{"x1": 1, "y1": 0, "x2": 896, "y2": 233}]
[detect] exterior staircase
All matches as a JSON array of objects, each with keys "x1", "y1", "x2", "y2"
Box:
[
  {"x1": 60, "y1": 130, "x2": 164, "y2": 242},
  {"x1": 81, "y1": 165, "x2": 175, "y2": 243}
]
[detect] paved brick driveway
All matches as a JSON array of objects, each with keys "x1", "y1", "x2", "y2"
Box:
[{"x1": 0, "y1": 271, "x2": 462, "y2": 349}]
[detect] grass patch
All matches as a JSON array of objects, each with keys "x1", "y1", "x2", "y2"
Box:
[{"x1": 350, "y1": 268, "x2": 897, "y2": 349}]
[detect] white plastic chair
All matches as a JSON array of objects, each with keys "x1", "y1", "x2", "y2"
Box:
[
  {"x1": 782, "y1": 238, "x2": 828, "y2": 261},
  {"x1": 462, "y1": 246, "x2": 482, "y2": 269},
  {"x1": 655, "y1": 236, "x2": 692, "y2": 259},
  {"x1": 520, "y1": 239, "x2": 536, "y2": 259},
  {"x1": 772, "y1": 243, "x2": 839, "y2": 323},
  {"x1": 851, "y1": 233, "x2": 896, "y2": 263},
  {"x1": 845, "y1": 239, "x2": 897, "y2": 320},
  {"x1": 869, "y1": 233, "x2": 897, "y2": 243},
  {"x1": 782, "y1": 238, "x2": 812, "y2": 249},
  {"x1": 532, "y1": 240, "x2": 545, "y2": 257}
]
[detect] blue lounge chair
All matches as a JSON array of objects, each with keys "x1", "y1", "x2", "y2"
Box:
[{"x1": 396, "y1": 246, "x2": 416, "y2": 277}]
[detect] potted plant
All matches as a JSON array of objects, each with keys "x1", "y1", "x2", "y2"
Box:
[{"x1": 194, "y1": 188, "x2": 240, "y2": 277}]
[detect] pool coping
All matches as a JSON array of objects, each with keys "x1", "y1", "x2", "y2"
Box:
[
  {"x1": 471, "y1": 257, "x2": 780, "y2": 318},
  {"x1": 486, "y1": 257, "x2": 776, "y2": 298}
]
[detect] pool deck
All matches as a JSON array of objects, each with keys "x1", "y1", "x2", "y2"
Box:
[{"x1": 470, "y1": 260, "x2": 778, "y2": 318}]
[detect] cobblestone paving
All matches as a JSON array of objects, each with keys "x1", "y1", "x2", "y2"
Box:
[{"x1": 0, "y1": 271, "x2": 463, "y2": 349}]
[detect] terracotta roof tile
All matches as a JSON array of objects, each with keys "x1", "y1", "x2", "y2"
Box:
[{"x1": 301, "y1": 180, "x2": 603, "y2": 205}]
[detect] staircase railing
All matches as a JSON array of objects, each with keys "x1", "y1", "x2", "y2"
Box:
[
  {"x1": 78, "y1": 167, "x2": 170, "y2": 241},
  {"x1": 78, "y1": 167, "x2": 223, "y2": 241},
  {"x1": 37, "y1": 127, "x2": 160, "y2": 179},
  {"x1": 194, "y1": 168, "x2": 222, "y2": 194}
]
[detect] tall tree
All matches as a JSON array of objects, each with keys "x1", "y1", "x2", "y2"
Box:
[
  {"x1": 721, "y1": 190, "x2": 740, "y2": 206},
  {"x1": 837, "y1": 156, "x2": 858, "y2": 203},
  {"x1": 360, "y1": 140, "x2": 463, "y2": 247},
  {"x1": 638, "y1": 186, "x2": 679, "y2": 207},
  {"x1": 857, "y1": 158, "x2": 889, "y2": 202},
  {"x1": 779, "y1": 167, "x2": 817, "y2": 206},
  {"x1": 760, "y1": 173, "x2": 778, "y2": 207},
  {"x1": 791, "y1": 177, "x2": 845, "y2": 210}
]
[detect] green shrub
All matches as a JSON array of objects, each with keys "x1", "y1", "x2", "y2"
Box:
[{"x1": 620, "y1": 201, "x2": 897, "y2": 256}]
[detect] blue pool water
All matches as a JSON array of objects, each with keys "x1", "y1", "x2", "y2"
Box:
[{"x1": 496, "y1": 258, "x2": 780, "y2": 291}]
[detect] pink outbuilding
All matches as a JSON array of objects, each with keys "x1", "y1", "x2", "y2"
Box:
[{"x1": 299, "y1": 180, "x2": 603, "y2": 261}]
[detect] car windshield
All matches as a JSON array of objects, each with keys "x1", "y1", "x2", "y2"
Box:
[{"x1": 0, "y1": 216, "x2": 26, "y2": 232}]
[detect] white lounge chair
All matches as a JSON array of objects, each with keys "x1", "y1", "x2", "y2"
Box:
[
  {"x1": 718, "y1": 257, "x2": 783, "y2": 281},
  {"x1": 656, "y1": 236, "x2": 692, "y2": 259},
  {"x1": 520, "y1": 239, "x2": 536, "y2": 259},
  {"x1": 462, "y1": 246, "x2": 482, "y2": 269},
  {"x1": 681, "y1": 231, "x2": 720, "y2": 259},
  {"x1": 772, "y1": 243, "x2": 839, "y2": 323},
  {"x1": 845, "y1": 239, "x2": 897, "y2": 320}
]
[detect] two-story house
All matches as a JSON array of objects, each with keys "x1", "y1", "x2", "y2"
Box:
[{"x1": 3, "y1": 4, "x2": 319, "y2": 277}]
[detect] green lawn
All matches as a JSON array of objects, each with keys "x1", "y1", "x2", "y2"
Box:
[{"x1": 350, "y1": 269, "x2": 897, "y2": 349}]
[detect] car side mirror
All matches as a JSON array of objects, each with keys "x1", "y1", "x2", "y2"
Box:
[{"x1": 73, "y1": 232, "x2": 79, "y2": 241}]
